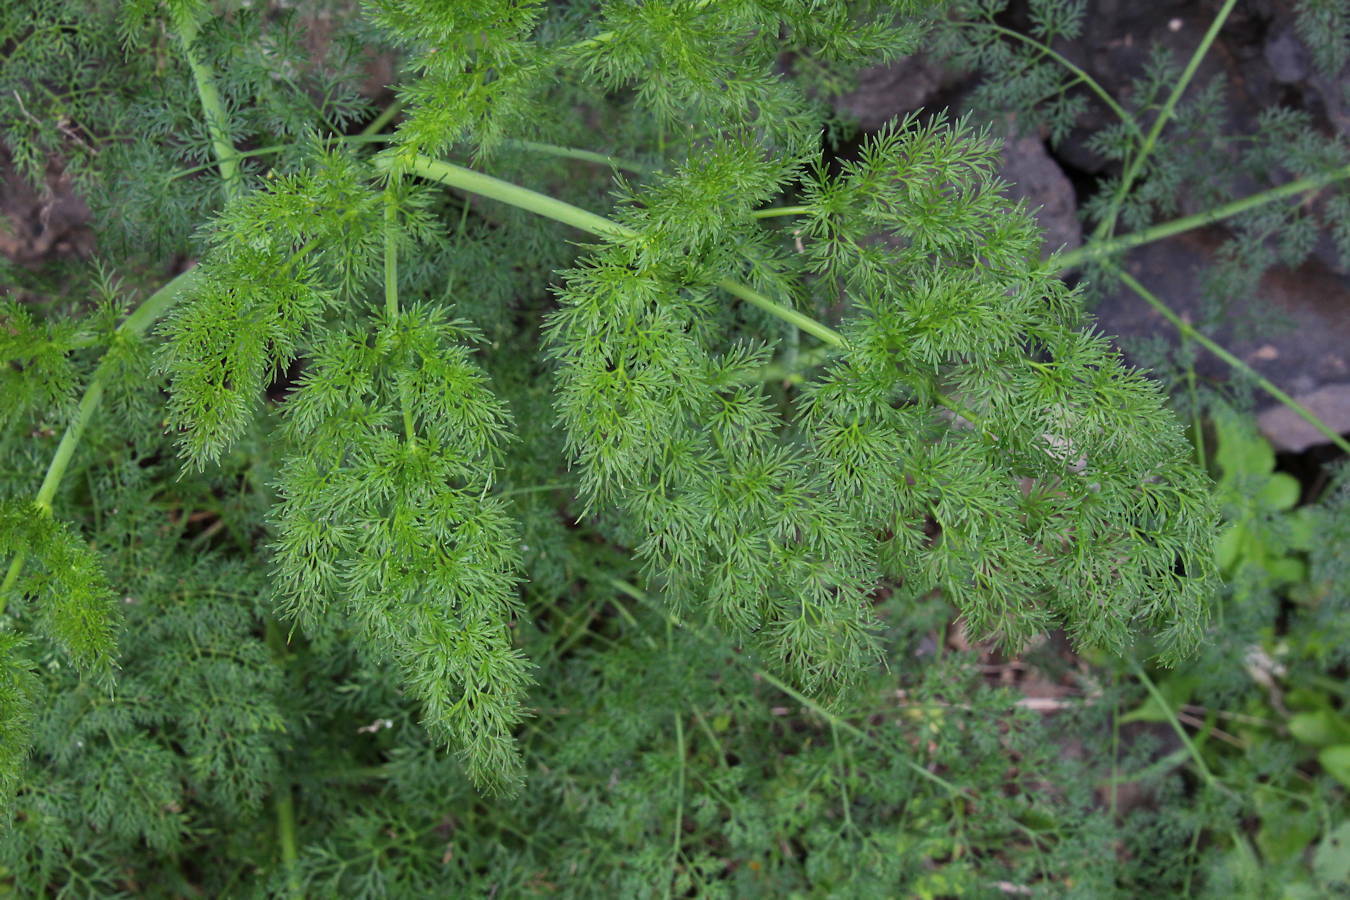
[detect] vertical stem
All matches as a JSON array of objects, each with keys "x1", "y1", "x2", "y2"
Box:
[
  {"x1": 173, "y1": 7, "x2": 243, "y2": 203},
  {"x1": 1109, "y1": 670, "x2": 1120, "y2": 821},
  {"x1": 384, "y1": 182, "x2": 415, "y2": 443},
  {"x1": 668, "y1": 711, "x2": 685, "y2": 898},
  {"x1": 273, "y1": 787, "x2": 302, "y2": 896},
  {"x1": 1186, "y1": 355, "x2": 1207, "y2": 469},
  {"x1": 384, "y1": 184, "x2": 400, "y2": 322},
  {"x1": 265, "y1": 619, "x2": 303, "y2": 898},
  {"x1": 0, "y1": 551, "x2": 25, "y2": 600},
  {"x1": 666, "y1": 616, "x2": 685, "y2": 900},
  {"x1": 1092, "y1": 0, "x2": 1239, "y2": 242},
  {"x1": 832, "y1": 720, "x2": 855, "y2": 833}
]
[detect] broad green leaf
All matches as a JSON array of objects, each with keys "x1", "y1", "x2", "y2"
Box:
[
  {"x1": 1319, "y1": 745, "x2": 1350, "y2": 789},
  {"x1": 1314, "y1": 820, "x2": 1350, "y2": 887},
  {"x1": 1285, "y1": 506, "x2": 1319, "y2": 551},
  {"x1": 1256, "y1": 472, "x2": 1301, "y2": 511},
  {"x1": 1213, "y1": 406, "x2": 1275, "y2": 480},
  {"x1": 1264, "y1": 556, "x2": 1307, "y2": 585},
  {"x1": 1288, "y1": 710, "x2": 1350, "y2": 748},
  {"x1": 1256, "y1": 794, "x2": 1319, "y2": 864},
  {"x1": 1215, "y1": 523, "x2": 1242, "y2": 571}
]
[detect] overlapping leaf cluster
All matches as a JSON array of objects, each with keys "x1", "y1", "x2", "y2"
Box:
[
  {"x1": 548, "y1": 137, "x2": 882, "y2": 694},
  {"x1": 798, "y1": 115, "x2": 1217, "y2": 659},
  {"x1": 272, "y1": 305, "x2": 531, "y2": 791},
  {"x1": 549, "y1": 114, "x2": 1217, "y2": 689},
  {"x1": 375, "y1": 0, "x2": 943, "y2": 161}
]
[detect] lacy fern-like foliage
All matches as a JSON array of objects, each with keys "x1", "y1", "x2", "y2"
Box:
[
  {"x1": 271, "y1": 304, "x2": 531, "y2": 790},
  {"x1": 0, "y1": 0, "x2": 1269, "y2": 893},
  {"x1": 547, "y1": 116, "x2": 1216, "y2": 699}
]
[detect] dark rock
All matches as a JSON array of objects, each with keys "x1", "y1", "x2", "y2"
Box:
[
  {"x1": 1087, "y1": 228, "x2": 1350, "y2": 451},
  {"x1": 1258, "y1": 385, "x2": 1350, "y2": 452},
  {"x1": 832, "y1": 54, "x2": 945, "y2": 131},
  {"x1": 997, "y1": 126, "x2": 1082, "y2": 258},
  {"x1": 1265, "y1": 25, "x2": 1310, "y2": 83},
  {"x1": 0, "y1": 149, "x2": 92, "y2": 264}
]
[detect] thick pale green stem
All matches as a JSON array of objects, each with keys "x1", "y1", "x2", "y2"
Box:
[
  {"x1": 173, "y1": 9, "x2": 243, "y2": 203},
  {"x1": 1112, "y1": 266, "x2": 1350, "y2": 455},
  {"x1": 264, "y1": 619, "x2": 303, "y2": 897},
  {"x1": 385, "y1": 182, "x2": 417, "y2": 443},
  {"x1": 273, "y1": 787, "x2": 302, "y2": 895},
  {"x1": 391, "y1": 155, "x2": 990, "y2": 428},
  {"x1": 1092, "y1": 0, "x2": 1239, "y2": 242},
  {"x1": 386, "y1": 155, "x2": 629, "y2": 238},
  {"x1": 385, "y1": 155, "x2": 830, "y2": 345},
  {"x1": 751, "y1": 204, "x2": 811, "y2": 220}
]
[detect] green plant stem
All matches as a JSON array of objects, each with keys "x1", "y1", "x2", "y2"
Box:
[
  {"x1": 1129, "y1": 659, "x2": 1257, "y2": 873},
  {"x1": 383, "y1": 182, "x2": 415, "y2": 443},
  {"x1": 1128, "y1": 661, "x2": 1222, "y2": 791},
  {"x1": 3, "y1": 206, "x2": 364, "y2": 604},
  {"x1": 831, "y1": 720, "x2": 855, "y2": 833},
  {"x1": 387, "y1": 154, "x2": 628, "y2": 238},
  {"x1": 1111, "y1": 266, "x2": 1350, "y2": 455},
  {"x1": 392, "y1": 155, "x2": 989, "y2": 426},
  {"x1": 0, "y1": 268, "x2": 201, "y2": 605},
  {"x1": 385, "y1": 155, "x2": 836, "y2": 344},
  {"x1": 1056, "y1": 162, "x2": 1350, "y2": 270},
  {"x1": 503, "y1": 139, "x2": 654, "y2": 175},
  {"x1": 273, "y1": 788, "x2": 302, "y2": 896},
  {"x1": 759, "y1": 345, "x2": 833, "y2": 383},
  {"x1": 172, "y1": 10, "x2": 243, "y2": 203},
  {"x1": 1092, "y1": 0, "x2": 1238, "y2": 242},
  {"x1": 167, "y1": 135, "x2": 390, "y2": 182},
  {"x1": 668, "y1": 712, "x2": 686, "y2": 898},
  {"x1": 713, "y1": 277, "x2": 841, "y2": 346},
  {"x1": 4, "y1": 4, "x2": 244, "y2": 604},
  {"x1": 1186, "y1": 356, "x2": 1206, "y2": 469},
  {"x1": 956, "y1": 20, "x2": 1143, "y2": 145},
  {"x1": 169, "y1": 133, "x2": 652, "y2": 182},
  {"x1": 264, "y1": 619, "x2": 303, "y2": 898},
  {"x1": 749, "y1": 163, "x2": 1350, "y2": 315},
  {"x1": 751, "y1": 204, "x2": 811, "y2": 219},
  {"x1": 360, "y1": 97, "x2": 405, "y2": 137}
]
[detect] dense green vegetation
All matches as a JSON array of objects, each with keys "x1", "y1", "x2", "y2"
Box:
[{"x1": 1, "y1": 0, "x2": 1347, "y2": 894}]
